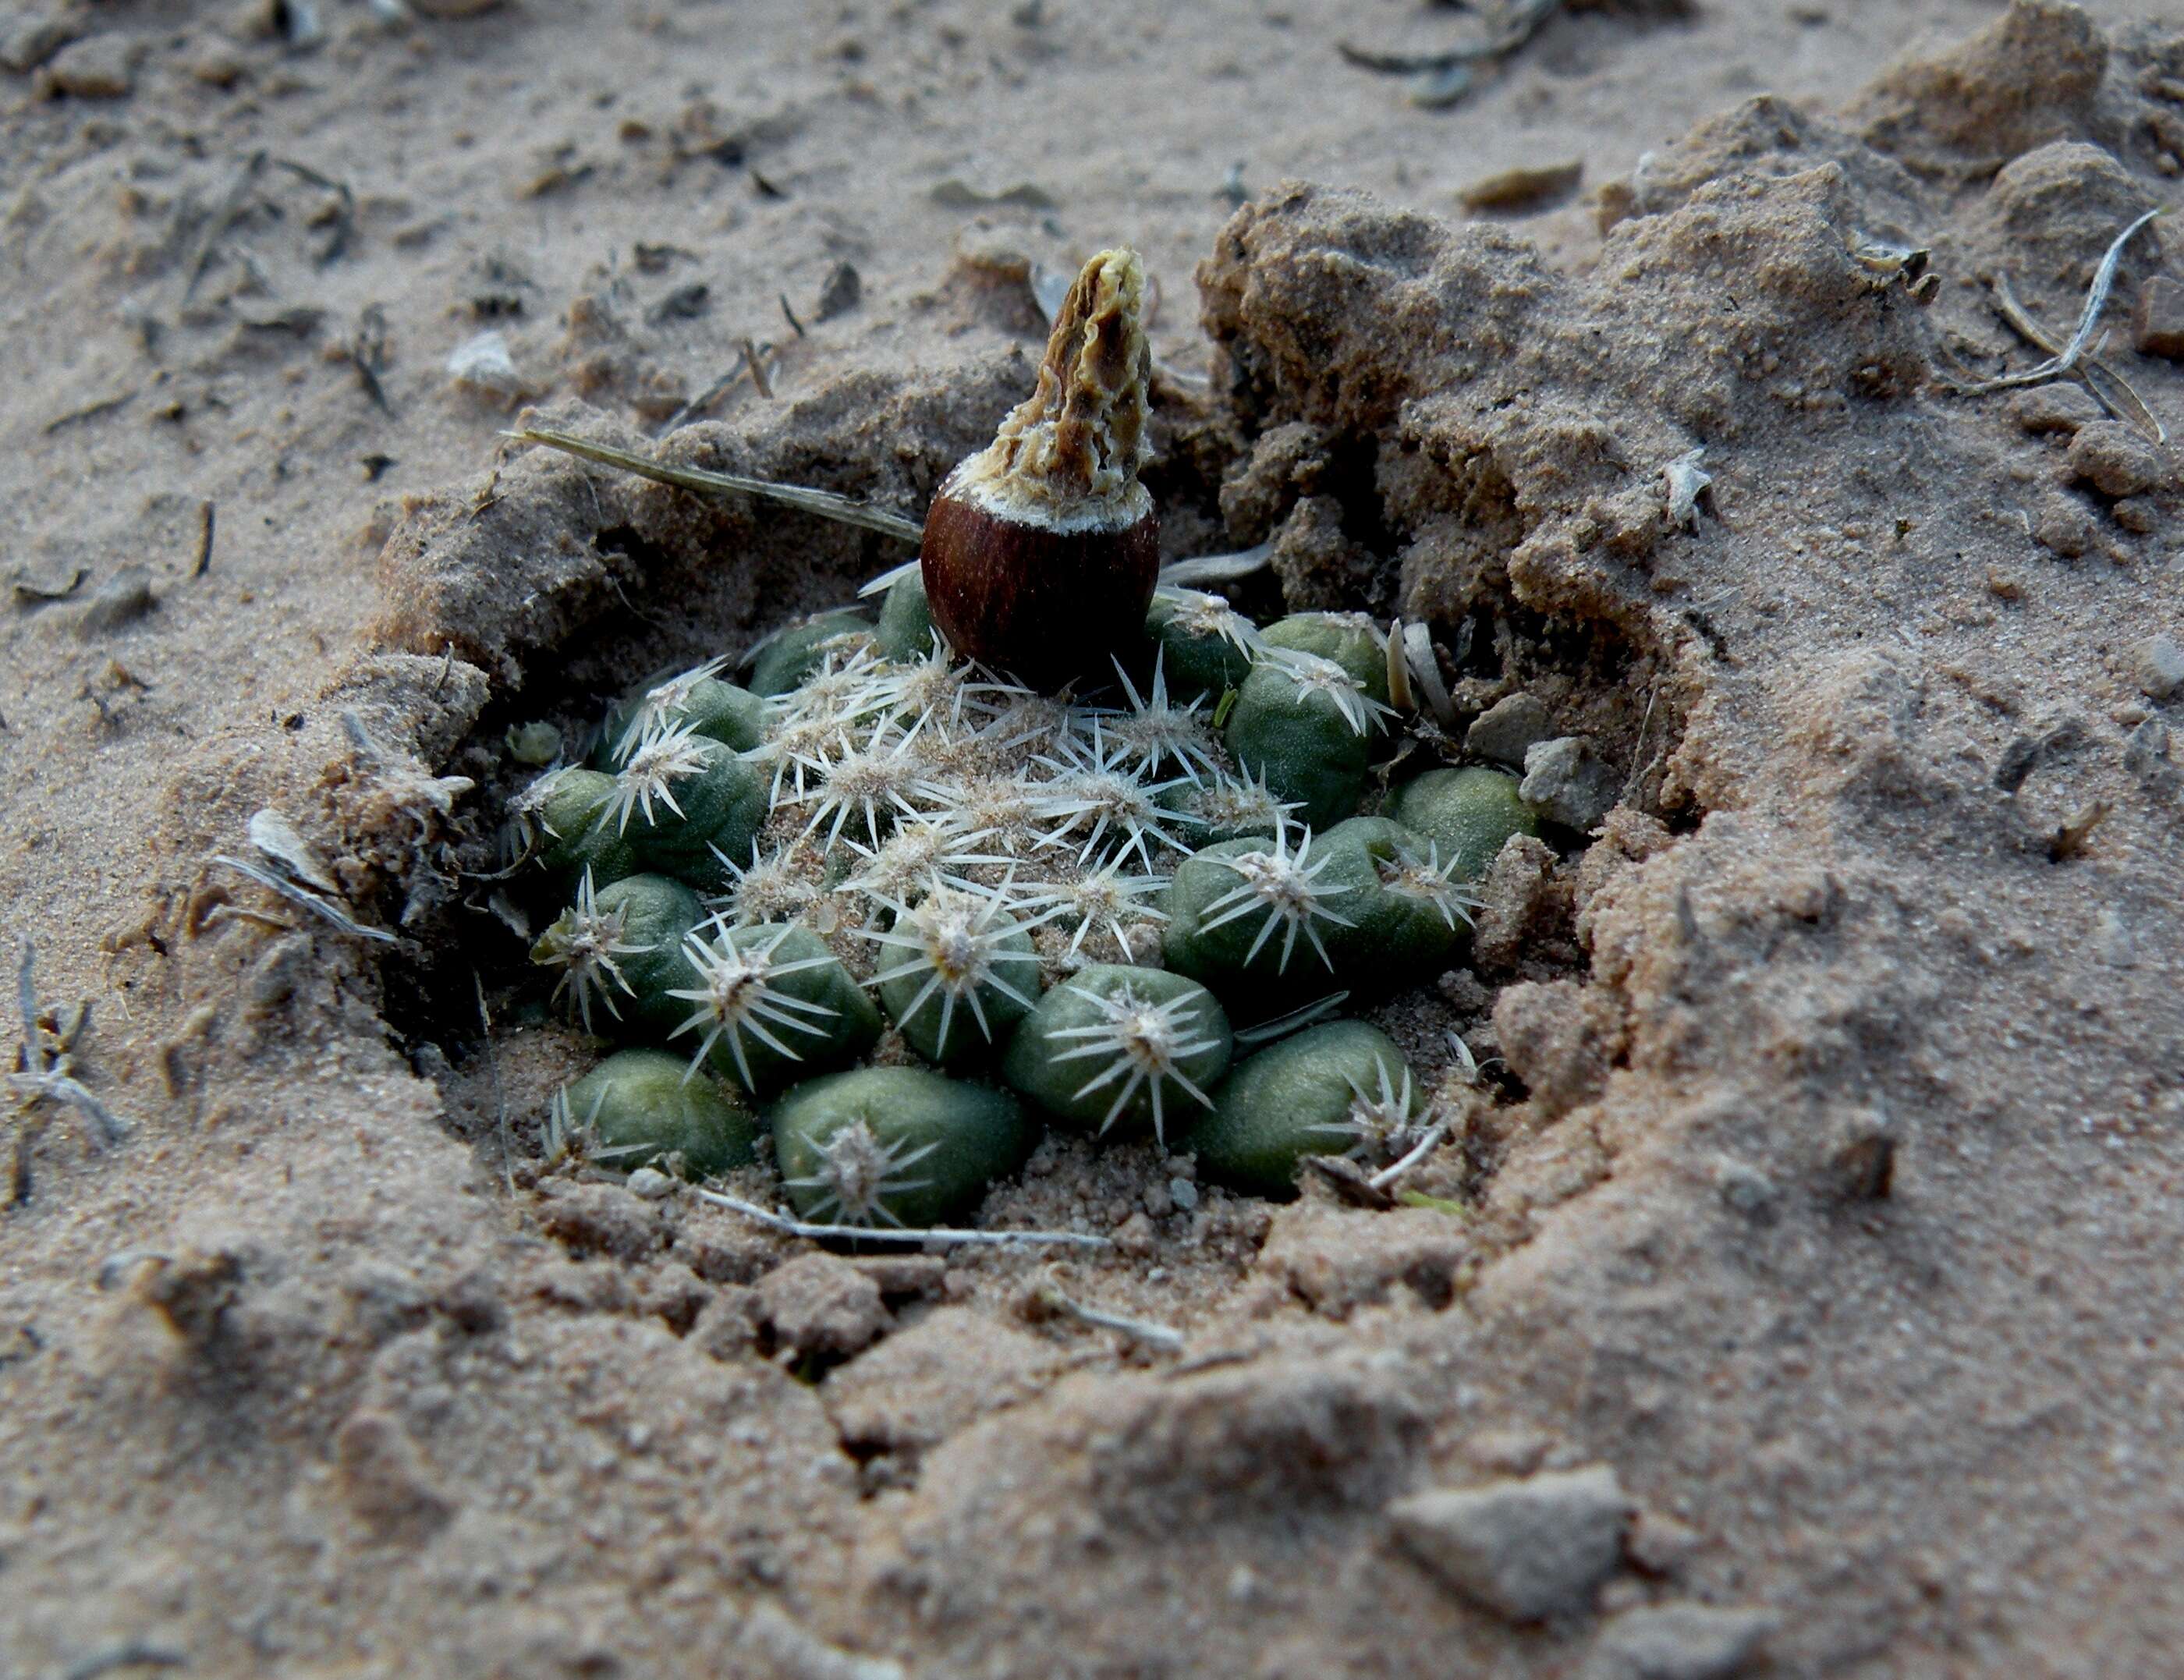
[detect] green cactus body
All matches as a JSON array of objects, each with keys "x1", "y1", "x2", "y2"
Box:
[
  {"x1": 664, "y1": 922, "x2": 882, "y2": 1093},
  {"x1": 1258, "y1": 611, "x2": 1392, "y2": 707},
  {"x1": 609, "y1": 731, "x2": 768, "y2": 877},
  {"x1": 1002, "y1": 964, "x2": 1232, "y2": 1147},
  {"x1": 750, "y1": 611, "x2": 877, "y2": 696},
  {"x1": 875, "y1": 574, "x2": 938, "y2": 661},
  {"x1": 1384, "y1": 766, "x2": 1539, "y2": 882},
  {"x1": 1160, "y1": 828, "x2": 1358, "y2": 1005},
  {"x1": 597, "y1": 667, "x2": 768, "y2": 767},
  {"x1": 1162, "y1": 768, "x2": 1296, "y2": 846},
  {"x1": 1180, "y1": 1020, "x2": 1420, "y2": 1197},
  {"x1": 772, "y1": 1067, "x2": 1033, "y2": 1228},
  {"x1": 1309, "y1": 817, "x2": 1470, "y2": 981},
  {"x1": 521, "y1": 766, "x2": 640, "y2": 886},
  {"x1": 1225, "y1": 661, "x2": 1371, "y2": 828},
  {"x1": 1145, "y1": 590, "x2": 1257, "y2": 704},
  {"x1": 561, "y1": 1047, "x2": 758, "y2": 1178},
  {"x1": 867, "y1": 888, "x2": 1046, "y2": 1068},
  {"x1": 532, "y1": 870, "x2": 701, "y2": 1036}
]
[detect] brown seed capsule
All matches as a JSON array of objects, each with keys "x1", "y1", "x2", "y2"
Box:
[{"x1": 920, "y1": 247, "x2": 1158, "y2": 691}]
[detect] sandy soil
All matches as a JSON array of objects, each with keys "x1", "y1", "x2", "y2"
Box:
[{"x1": 6, "y1": 0, "x2": 2184, "y2": 1675}]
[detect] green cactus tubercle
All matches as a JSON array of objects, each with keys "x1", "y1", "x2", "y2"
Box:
[
  {"x1": 749, "y1": 610, "x2": 877, "y2": 696},
  {"x1": 1223, "y1": 657, "x2": 1375, "y2": 828},
  {"x1": 665, "y1": 920, "x2": 881, "y2": 1093},
  {"x1": 519, "y1": 766, "x2": 640, "y2": 886},
  {"x1": 1180, "y1": 1019, "x2": 1421, "y2": 1197},
  {"x1": 557, "y1": 1047, "x2": 759, "y2": 1178},
  {"x1": 1257, "y1": 611, "x2": 1393, "y2": 709},
  {"x1": 772, "y1": 1065, "x2": 1033, "y2": 1228},
  {"x1": 530, "y1": 869, "x2": 700, "y2": 1036},
  {"x1": 595, "y1": 657, "x2": 768, "y2": 766},
  {"x1": 1002, "y1": 963, "x2": 1233, "y2": 1147},
  {"x1": 1384, "y1": 765, "x2": 1539, "y2": 883}
]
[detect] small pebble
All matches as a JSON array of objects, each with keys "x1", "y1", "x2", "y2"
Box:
[
  {"x1": 2131, "y1": 634, "x2": 2184, "y2": 701},
  {"x1": 446, "y1": 329, "x2": 528, "y2": 406},
  {"x1": 37, "y1": 31, "x2": 133, "y2": 97},
  {"x1": 1388, "y1": 1464, "x2": 1633, "y2": 1623},
  {"x1": 1168, "y1": 1175, "x2": 1200, "y2": 1212},
  {"x1": 625, "y1": 1167, "x2": 675, "y2": 1200},
  {"x1": 0, "y1": 9, "x2": 78, "y2": 74},
  {"x1": 2065, "y1": 423, "x2": 2165, "y2": 500},
  {"x1": 2135, "y1": 275, "x2": 2184, "y2": 360},
  {"x1": 1583, "y1": 1604, "x2": 1776, "y2": 1680},
  {"x1": 1466, "y1": 693, "x2": 1555, "y2": 767},
  {"x1": 1519, "y1": 736, "x2": 1620, "y2": 831},
  {"x1": 2007, "y1": 384, "x2": 2099, "y2": 435}
]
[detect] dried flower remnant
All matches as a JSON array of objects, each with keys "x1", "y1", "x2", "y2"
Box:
[{"x1": 919, "y1": 249, "x2": 1159, "y2": 689}]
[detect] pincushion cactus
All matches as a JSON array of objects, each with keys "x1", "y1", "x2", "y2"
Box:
[
  {"x1": 531, "y1": 870, "x2": 701, "y2": 1035},
  {"x1": 1002, "y1": 963, "x2": 1232, "y2": 1147},
  {"x1": 505, "y1": 503, "x2": 1513, "y2": 1226},
  {"x1": 597, "y1": 657, "x2": 769, "y2": 764},
  {"x1": 1223, "y1": 654, "x2": 1385, "y2": 827},
  {"x1": 1159, "y1": 823, "x2": 1356, "y2": 1002},
  {"x1": 1384, "y1": 765, "x2": 1539, "y2": 881},
  {"x1": 749, "y1": 609, "x2": 877, "y2": 696},
  {"x1": 772, "y1": 1066, "x2": 1033, "y2": 1227},
  {"x1": 665, "y1": 921, "x2": 881, "y2": 1092},
  {"x1": 556, "y1": 1047, "x2": 759, "y2": 1178},
  {"x1": 866, "y1": 884, "x2": 1048, "y2": 1066},
  {"x1": 1179, "y1": 1019, "x2": 1420, "y2": 1196},
  {"x1": 1308, "y1": 816, "x2": 1477, "y2": 981}
]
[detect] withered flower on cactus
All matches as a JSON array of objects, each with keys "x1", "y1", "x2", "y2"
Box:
[{"x1": 919, "y1": 248, "x2": 1159, "y2": 691}]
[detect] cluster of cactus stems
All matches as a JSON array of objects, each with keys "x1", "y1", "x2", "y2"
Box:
[{"x1": 513, "y1": 574, "x2": 1548, "y2": 1229}]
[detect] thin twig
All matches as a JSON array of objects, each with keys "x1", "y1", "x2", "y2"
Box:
[
  {"x1": 1993, "y1": 274, "x2": 2168, "y2": 444},
  {"x1": 1622, "y1": 675, "x2": 1661, "y2": 804},
  {"x1": 43, "y1": 392, "x2": 135, "y2": 435},
  {"x1": 743, "y1": 336, "x2": 774, "y2": 399},
  {"x1": 657, "y1": 345, "x2": 753, "y2": 434},
  {"x1": 511, "y1": 427, "x2": 926, "y2": 544},
  {"x1": 191, "y1": 501, "x2": 216, "y2": 579},
  {"x1": 9, "y1": 941, "x2": 126, "y2": 1149},
  {"x1": 184, "y1": 149, "x2": 270, "y2": 301},
  {"x1": 1234, "y1": 991, "x2": 1350, "y2": 1048},
  {"x1": 1033, "y1": 1286, "x2": 1184, "y2": 1352},
  {"x1": 693, "y1": 1188, "x2": 1111, "y2": 1249},
  {"x1": 209, "y1": 855, "x2": 399, "y2": 945},
  {"x1": 474, "y1": 973, "x2": 514, "y2": 1195},
  {"x1": 17, "y1": 942, "x2": 41, "y2": 1078},
  {"x1": 1955, "y1": 210, "x2": 2162, "y2": 395}
]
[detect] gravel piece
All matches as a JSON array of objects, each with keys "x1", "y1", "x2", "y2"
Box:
[
  {"x1": 1581, "y1": 1604, "x2": 1777, "y2": 1680},
  {"x1": 1466, "y1": 693, "x2": 1555, "y2": 767},
  {"x1": 446, "y1": 328, "x2": 529, "y2": 405},
  {"x1": 0, "y1": 9, "x2": 79, "y2": 73},
  {"x1": 1388, "y1": 1464, "x2": 1633, "y2": 1622},
  {"x1": 2008, "y1": 383, "x2": 2100, "y2": 434},
  {"x1": 2065, "y1": 422, "x2": 2165, "y2": 499},
  {"x1": 2135, "y1": 275, "x2": 2184, "y2": 360},
  {"x1": 2131, "y1": 634, "x2": 2184, "y2": 701},
  {"x1": 37, "y1": 30, "x2": 132, "y2": 96},
  {"x1": 1519, "y1": 736, "x2": 1620, "y2": 831}
]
